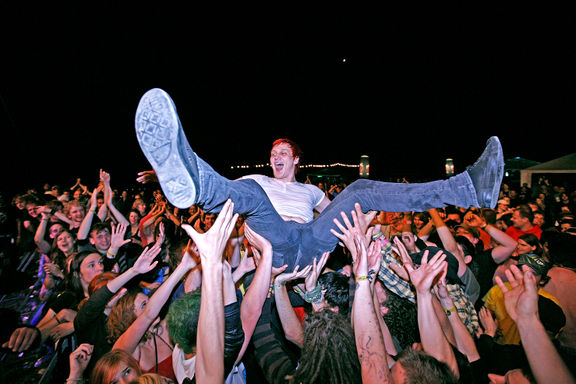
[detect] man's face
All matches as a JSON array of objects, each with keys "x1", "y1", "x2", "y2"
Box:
[
  {"x1": 270, "y1": 142, "x2": 299, "y2": 182},
  {"x1": 26, "y1": 203, "x2": 40, "y2": 218},
  {"x1": 69, "y1": 205, "x2": 85, "y2": 223},
  {"x1": 511, "y1": 211, "x2": 528, "y2": 229},
  {"x1": 533, "y1": 213, "x2": 544, "y2": 227},
  {"x1": 90, "y1": 229, "x2": 111, "y2": 251}
]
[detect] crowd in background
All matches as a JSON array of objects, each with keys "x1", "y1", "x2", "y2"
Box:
[{"x1": 0, "y1": 170, "x2": 575, "y2": 384}]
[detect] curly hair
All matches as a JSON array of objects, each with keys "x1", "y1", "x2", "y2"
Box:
[
  {"x1": 106, "y1": 290, "x2": 140, "y2": 344},
  {"x1": 291, "y1": 309, "x2": 361, "y2": 384},
  {"x1": 166, "y1": 290, "x2": 202, "y2": 354}
]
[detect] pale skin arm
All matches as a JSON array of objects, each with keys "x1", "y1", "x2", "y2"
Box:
[
  {"x1": 464, "y1": 212, "x2": 517, "y2": 263},
  {"x1": 77, "y1": 185, "x2": 103, "y2": 240},
  {"x1": 34, "y1": 207, "x2": 53, "y2": 254},
  {"x1": 101, "y1": 170, "x2": 129, "y2": 226},
  {"x1": 434, "y1": 265, "x2": 481, "y2": 363},
  {"x1": 314, "y1": 195, "x2": 331, "y2": 214},
  {"x1": 405, "y1": 248, "x2": 459, "y2": 378},
  {"x1": 496, "y1": 265, "x2": 576, "y2": 384},
  {"x1": 428, "y1": 208, "x2": 467, "y2": 276},
  {"x1": 351, "y1": 234, "x2": 392, "y2": 384},
  {"x1": 182, "y1": 199, "x2": 238, "y2": 384},
  {"x1": 274, "y1": 265, "x2": 312, "y2": 347},
  {"x1": 113, "y1": 243, "x2": 182, "y2": 354},
  {"x1": 234, "y1": 223, "x2": 287, "y2": 365}
]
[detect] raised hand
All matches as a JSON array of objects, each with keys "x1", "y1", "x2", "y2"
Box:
[
  {"x1": 109, "y1": 222, "x2": 131, "y2": 250},
  {"x1": 275, "y1": 265, "x2": 313, "y2": 287},
  {"x1": 136, "y1": 170, "x2": 158, "y2": 184},
  {"x1": 405, "y1": 249, "x2": 447, "y2": 295},
  {"x1": 304, "y1": 252, "x2": 330, "y2": 292},
  {"x1": 68, "y1": 343, "x2": 94, "y2": 380},
  {"x1": 131, "y1": 242, "x2": 161, "y2": 274},
  {"x1": 182, "y1": 199, "x2": 238, "y2": 266},
  {"x1": 494, "y1": 264, "x2": 539, "y2": 323}
]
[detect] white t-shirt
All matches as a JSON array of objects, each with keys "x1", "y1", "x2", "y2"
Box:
[{"x1": 242, "y1": 174, "x2": 326, "y2": 223}]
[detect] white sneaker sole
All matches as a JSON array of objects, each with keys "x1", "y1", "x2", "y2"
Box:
[{"x1": 135, "y1": 88, "x2": 196, "y2": 208}]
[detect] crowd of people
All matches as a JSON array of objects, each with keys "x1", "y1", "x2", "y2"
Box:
[
  {"x1": 0, "y1": 161, "x2": 576, "y2": 383},
  {"x1": 0, "y1": 88, "x2": 575, "y2": 384}
]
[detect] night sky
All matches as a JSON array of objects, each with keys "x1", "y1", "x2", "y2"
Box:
[{"x1": 1, "y1": 3, "x2": 574, "y2": 198}]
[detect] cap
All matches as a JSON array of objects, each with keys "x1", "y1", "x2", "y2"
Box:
[{"x1": 517, "y1": 253, "x2": 551, "y2": 276}]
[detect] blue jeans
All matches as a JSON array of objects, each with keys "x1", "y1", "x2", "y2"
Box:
[{"x1": 193, "y1": 153, "x2": 478, "y2": 269}]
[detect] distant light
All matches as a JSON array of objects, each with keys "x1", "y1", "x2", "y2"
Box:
[{"x1": 342, "y1": 58, "x2": 347, "y2": 63}]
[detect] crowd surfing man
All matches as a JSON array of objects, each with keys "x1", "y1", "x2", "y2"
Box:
[{"x1": 135, "y1": 88, "x2": 504, "y2": 271}]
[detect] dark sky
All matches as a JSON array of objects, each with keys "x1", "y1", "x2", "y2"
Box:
[{"x1": 1, "y1": 3, "x2": 574, "y2": 197}]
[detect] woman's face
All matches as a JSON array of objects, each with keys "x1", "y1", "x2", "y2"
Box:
[
  {"x1": 515, "y1": 239, "x2": 536, "y2": 256},
  {"x1": 49, "y1": 223, "x2": 65, "y2": 239},
  {"x1": 128, "y1": 211, "x2": 140, "y2": 225},
  {"x1": 80, "y1": 253, "x2": 104, "y2": 286},
  {"x1": 56, "y1": 231, "x2": 75, "y2": 254},
  {"x1": 133, "y1": 292, "x2": 149, "y2": 318},
  {"x1": 109, "y1": 362, "x2": 139, "y2": 384}
]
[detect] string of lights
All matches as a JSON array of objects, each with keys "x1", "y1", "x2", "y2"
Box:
[{"x1": 229, "y1": 162, "x2": 361, "y2": 170}]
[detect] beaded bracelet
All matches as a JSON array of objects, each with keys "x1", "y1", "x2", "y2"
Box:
[
  {"x1": 355, "y1": 275, "x2": 369, "y2": 283},
  {"x1": 303, "y1": 284, "x2": 323, "y2": 303}
]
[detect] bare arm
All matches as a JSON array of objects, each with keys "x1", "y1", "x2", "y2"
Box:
[
  {"x1": 273, "y1": 265, "x2": 312, "y2": 348},
  {"x1": 403, "y1": 244, "x2": 459, "y2": 377},
  {"x1": 496, "y1": 265, "x2": 575, "y2": 384},
  {"x1": 182, "y1": 199, "x2": 238, "y2": 384},
  {"x1": 314, "y1": 195, "x2": 331, "y2": 214},
  {"x1": 464, "y1": 212, "x2": 517, "y2": 264},
  {"x1": 101, "y1": 170, "x2": 129, "y2": 226},
  {"x1": 77, "y1": 185, "x2": 103, "y2": 241},
  {"x1": 351, "y1": 234, "x2": 392, "y2": 383}
]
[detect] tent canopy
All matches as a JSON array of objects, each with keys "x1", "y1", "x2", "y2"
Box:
[{"x1": 520, "y1": 153, "x2": 576, "y2": 187}]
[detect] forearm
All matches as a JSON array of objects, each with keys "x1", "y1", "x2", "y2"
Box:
[
  {"x1": 107, "y1": 267, "x2": 140, "y2": 293},
  {"x1": 77, "y1": 210, "x2": 96, "y2": 240},
  {"x1": 484, "y1": 225, "x2": 517, "y2": 263},
  {"x1": 34, "y1": 219, "x2": 51, "y2": 252},
  {"x1": 353, "y1": 280, "x2": 392, "y2": 383},
  {"x1": 417, "y1": 291, "x2": 459, "y2": 376},
  {"x1": 517, "y1": 316, "x2": 575, "y2": 384},
  {"x1": 273, "y1": 281, "x2": 304, "y2": 347},
  {"x1": 196, "y1": 262, "x2": 224, "y2": 384}
]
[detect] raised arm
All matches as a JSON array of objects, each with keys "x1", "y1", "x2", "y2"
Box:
[
  {"x1": 464, "y1": 211, "x2": 517, "y2": 263},
  {"x1": 351, "y1": 233, "x2": 392, "y2": 383},
  {"x1": 182, "y1": 199, "x2": 238, "y2": 384},
  {"x1": 274, "y1": 265, "x2": 312, "y2": 347},
  {"x1": 496, "y1": 265, "x2": 575, "y2": 384},
  {"x1": 77, "y1": 185, "x2": 103, "y2": 240},
  {"x1": 34, "y1": 206, "x2": 54, "y2": 254},
  {"x1": 101, "y1": 170, "x2": 129, "y2": 226},
  {"x1": 234, "y1": 223, "x2": 286, "y2": 365},
  {"x1": 113, "y1": 242, "x2": 186, "y2": 354},
  {"x1": 404, "y1": 245, "x2": 459, "y2": 378}
]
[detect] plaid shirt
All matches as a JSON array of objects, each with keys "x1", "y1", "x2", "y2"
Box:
[{"x1": 373, "y1": 232, "x2": 479, "y2": 334}]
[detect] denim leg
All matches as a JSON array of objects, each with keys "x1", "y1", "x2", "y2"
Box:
[
  {"x1": 294, "y1": 173, "x2": 478, "y2": 268},
  {"x1": 191, "y1": 154, "x2": 301, "y2": 268}
]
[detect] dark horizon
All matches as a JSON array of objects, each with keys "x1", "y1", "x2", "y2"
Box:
[{"x1": 1, "y1": 4, "x2": 574, "y2": 198}]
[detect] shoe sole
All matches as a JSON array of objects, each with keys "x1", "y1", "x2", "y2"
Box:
[{"x1": 135, "y1": 88, "x2": 196, "y2": 208}]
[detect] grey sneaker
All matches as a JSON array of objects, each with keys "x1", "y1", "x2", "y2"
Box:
[
  {"x1": 466, "y1": 136, "x2": 504, "y2": 209},
  {"x1": 135, "y1": 88, "x2": 198, "y2": 209}
]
